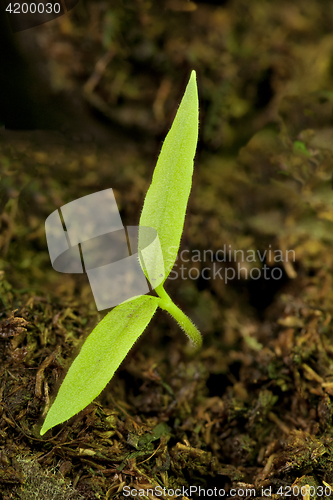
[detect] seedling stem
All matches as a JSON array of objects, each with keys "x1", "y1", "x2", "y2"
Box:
[{"x1": 155, "y1": 284, "x2": 202, "y2": 347}]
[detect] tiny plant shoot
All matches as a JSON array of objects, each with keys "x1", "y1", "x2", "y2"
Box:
[{"x1": 40, "y1": 70, "x2": 201, "y2": 436}]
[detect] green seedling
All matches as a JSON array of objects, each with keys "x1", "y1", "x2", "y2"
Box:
[{"x1": 40, "y1": 70, "x2": 201, "y2": 436}]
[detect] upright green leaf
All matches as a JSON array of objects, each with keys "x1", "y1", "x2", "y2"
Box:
[
  {"x1": 139, "y1": 71, "x2": 199, "y2": 283},
  {"x1": 40, "y1": 295, "x2": 160, "y2": 435}
]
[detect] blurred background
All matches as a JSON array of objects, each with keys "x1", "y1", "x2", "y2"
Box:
[{"x1": 2, "y1": 0, "x2": 333, "y2": 325}]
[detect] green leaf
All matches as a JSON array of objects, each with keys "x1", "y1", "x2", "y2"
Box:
[
  {"x1": 40, "y1": 295, "x2": 160, "y2": 435},
  {"x1": 139, "y1": 70, "x2": 199, "y2": 284}
]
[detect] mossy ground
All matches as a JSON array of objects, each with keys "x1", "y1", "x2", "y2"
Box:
[{"x1": 1, "y1": 1, "x2": 333, "y2": 498}]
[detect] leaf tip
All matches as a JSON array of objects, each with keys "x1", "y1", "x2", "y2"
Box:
[
  {"x1": 40, "y1": 412, "x2": 58, "y2": 436},
  {"x1": 40, "y1": 423, "x2": 48, "y2": 436},
  {"x1": 188, "y1": 70, "x2": 197, "y2": 92}
]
